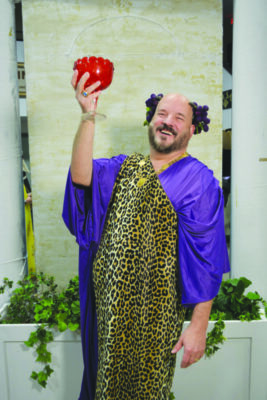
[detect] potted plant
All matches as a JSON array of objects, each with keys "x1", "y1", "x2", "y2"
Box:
[{"x1": 0, "y1": 273, "x2": 80, "y2": 388}]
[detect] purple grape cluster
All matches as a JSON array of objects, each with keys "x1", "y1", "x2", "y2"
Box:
[
  {"x1": 144, "y1": 93, "x2": 163, "y2": 126},
  {"x1": 190, "y1": 102, "x2": 210, "y2": 134}
]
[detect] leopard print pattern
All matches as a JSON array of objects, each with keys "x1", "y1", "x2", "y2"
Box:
[{"x1": 93, "y1": 153, "x2": 185, "y2": 400}]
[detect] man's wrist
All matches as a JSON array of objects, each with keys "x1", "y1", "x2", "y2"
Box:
[
  {"x1": 189, "y1": 318, "x2": 209, "y2": 333},
  {"x1": 189, "y1": 300, "x2": 213, "y2": 331},
  {"x1": 81, "y1": 111, "x2": 96, "y2": 123}
]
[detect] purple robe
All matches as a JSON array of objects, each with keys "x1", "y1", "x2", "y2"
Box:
[{"x1": 62, "y1": 154, "x2": 230, "y2": 400}]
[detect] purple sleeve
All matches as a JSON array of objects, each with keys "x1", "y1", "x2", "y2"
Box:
[
  {"x1": 178, "y1": 178, "x2": 230, "y2": 307},
  {"x1": 62, "y1": 154, "x2": 127, "y2": 249},
  {"x1": 159, "y1": 156, "x2": 230, "y2": 307}
]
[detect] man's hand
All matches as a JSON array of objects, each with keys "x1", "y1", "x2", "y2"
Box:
[
  {"x1": 171, "y1": 299, "x2": 213, "y2": 368},
  {"x1": 171, "y1": 323, "x2": 206, "y2": 368},
  {"x1": 71, "y1": 70, "x2": 101, "y2": 114}
]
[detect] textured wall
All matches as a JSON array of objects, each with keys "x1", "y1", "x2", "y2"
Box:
[{"x1": 22, "y1": 0, "x2": 223, "y2": 286}]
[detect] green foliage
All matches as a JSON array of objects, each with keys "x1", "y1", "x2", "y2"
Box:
[
  {"x1": 0, "y1": 273, "x2": 80, "y2": 388},
  {"x1": 0, "y1": 277, "x2": 13, "y2": 294},
  {"x1": 206, "y1": 277, "x2": 266, "y2": 357},
  {"x1": 205, "y1": 315, "x2": 226, "y2": 358},
  {"x1": 212, "y1": 277, "x2": 265, "y2": 321},
  {"x1": 31, "y1": 365, "x2": 54, "y2": 388},
  {"x1": 169, "y1": 392, "x2": 175, "y2": 400},
  {"x1": 0, "y1": 274, "x2": 58, "y2": 324},
  {"x1": 184, "y1": 277, "x2": 266, "y2": 359}
]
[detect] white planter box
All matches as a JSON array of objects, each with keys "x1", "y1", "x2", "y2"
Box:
[
  {"x1": 0, "y1": 320, "x2": 267, "y2": 400},
  {"x1": 0, "y1": 325, "x2": 82, "y2": 400},
  {"x1": 174, "y1": 320, "x2": 267, "y2": 400}
]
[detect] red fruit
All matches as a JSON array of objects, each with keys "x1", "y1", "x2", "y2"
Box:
[{"x1": 73, "y1": 56, "x2": 114, "y2": 92}]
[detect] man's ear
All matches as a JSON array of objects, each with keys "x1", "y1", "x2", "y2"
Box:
[{"x1": 190, "y1": 124, "x2": 195, "y2": 137}]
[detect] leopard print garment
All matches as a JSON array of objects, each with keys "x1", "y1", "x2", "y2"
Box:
[{"x1": 93, "y1": 153, "x2": 185, "y2": 400}]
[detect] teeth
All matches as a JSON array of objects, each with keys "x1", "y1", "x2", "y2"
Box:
[{"x1": 161, "y1": 130, "x2": 172, "y2": 136}]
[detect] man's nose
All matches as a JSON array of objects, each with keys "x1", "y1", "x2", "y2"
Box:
[{"x1": 164, "y1": 115, "x2": 175, "y2": 127}]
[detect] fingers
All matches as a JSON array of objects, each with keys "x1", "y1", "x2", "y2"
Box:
[
  {"x1": 72, "y1": 70, "x2": 101, "y2": 95},
  {"x1": 171, "y1": 336, "x2": 203, "y2": 366},
  {"x1": 71, "y1": 69, "x2": 79, "y2": 89},
  {"x1": 171, "y1": 339, "x2": 182, "y2": 354},
  {"x1": 71, "y1": 70, "x2": 89, "y2": 92},
  {"x1": 77, "y1": 72, "x2": 89, "y2": 92},
  {"x1": 84, "y1": 80, "x2": 101, "y2": 94},
  {"x1": 180, "y1": 350, "x2": 204, "y2": 368},
  {"x1": 71, "y1": 70, "x2": 102, "y2": 113}
]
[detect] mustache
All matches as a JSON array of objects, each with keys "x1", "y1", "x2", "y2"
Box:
[{"x1": 156, "y1": 123, "x2": 178, "y2": 136}]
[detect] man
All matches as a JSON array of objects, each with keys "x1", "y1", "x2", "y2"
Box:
[{"x1": 63, "y1": 71, "x2": 230, "y2": 400}]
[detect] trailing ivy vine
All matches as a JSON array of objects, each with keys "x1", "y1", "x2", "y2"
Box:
[{"x1": 0, "y1": 273, "x2": 80, "y2": 387}]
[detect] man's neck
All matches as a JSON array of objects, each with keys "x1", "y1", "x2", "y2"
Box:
[{"x1": 150, "y1": 148, "x2": 188, "y2": 171}]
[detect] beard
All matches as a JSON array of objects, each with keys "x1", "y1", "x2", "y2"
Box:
[{"x1": 148, "y1": 123, "x2": 191, "y2": 154}]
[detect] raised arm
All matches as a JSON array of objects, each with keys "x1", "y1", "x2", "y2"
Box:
[{"x1": 70, "y1": 70, "x2": 101, "y2": 186}]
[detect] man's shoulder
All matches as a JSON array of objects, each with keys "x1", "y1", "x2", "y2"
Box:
[
  {"x1": 167, "y1": 155, "x2": 221, "y2": 212},
  {"x1": 185, "y1": 154, "x2": 210, "y2": 169},
  {"x1": 182, "y1": 155, "x2": 215, "y2": 181},
  {"x1": 178, "y1": 155, "x2": 220, "y2": 199}
]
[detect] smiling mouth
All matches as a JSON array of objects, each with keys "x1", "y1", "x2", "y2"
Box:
[{"x1": 160, "y1": 129, "x2": 174, "y2": 136}]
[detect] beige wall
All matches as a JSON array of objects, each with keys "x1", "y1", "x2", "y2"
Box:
[{"x1": 22, "y1": 0, "x2": 223, "y2": 286}]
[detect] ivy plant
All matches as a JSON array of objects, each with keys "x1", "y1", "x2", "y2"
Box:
[
  {"x1": 185, "y1": 276, "x2": 267, "y2": 359},
  {"x1": 0, "y1": 273, "x2": 80, "y2": 388},
  {"x1": 211, "y1": 276, "x2": 266, "y2": 321}
]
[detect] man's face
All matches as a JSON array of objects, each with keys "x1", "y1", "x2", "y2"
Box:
[{"x1": 148, "y1": 94, "x2": 194, "y2": 154}]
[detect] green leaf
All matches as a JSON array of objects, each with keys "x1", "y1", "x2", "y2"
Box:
[
  {"x1": 246, "y1": 292, "x2": 261, "y2": 300},
  {"x1": 205, "y1": 318, "x2": 226, "y2": 358},
  {"x1": 44, "y1": 364, "x2": 54, "y2": 377},
  {"x1": 71, "y1": 301, "x2": 80, "y2": 314},
  {"x1": 68, "y1": 322, "x2": 79, "y2": 332},
  {"x1": 37, "y1": 371, "x2": 48, "y2": 388},
  {"x1": 239, "y1": 277, "x2": 252, "y2": 288},
  {"x1": 225, "y1": 279, "x2": 236, "y2": 287},
  {"x1": 36, "y1": 342, "x2": 52, "y2": 363},
  {"x1": 36, "y1": 351, "x2": 52, "y2": 363},
  {"x1": 56, "y1": 313, "x2": 67, "y2": 322},
  {"x1": 24, "y1": 331, "x2": 38, "y2": 347},
  {"x1": 31, "y1": 371, "x2": 38, "y2": 380},
  {"x1": 58, "y1": 320, "x2": 67, "y2": 332}
]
